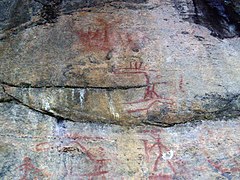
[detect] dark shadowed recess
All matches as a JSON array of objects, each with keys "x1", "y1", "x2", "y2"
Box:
[
  {"x1": 175, "y1": 0, "x2": 240, "y2": 38},
  {"x1": 0, "y1": 0, "x2": 147, "y2": 33},
  {"x1": 1, "y1": 0, "x2": 239, "y2": 38},
  {"x1": 193, "y1": 0, "x2": 240, "y2": 38},
  {"x1": 144, "y1": 93, "x2": 240, "y2": 127}
]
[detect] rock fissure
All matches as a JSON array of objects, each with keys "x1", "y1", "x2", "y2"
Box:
[
  {"x1": 142, "y1": 118, "x2": 205, "y2": 128},
  {"x1": 0, "y1": 99, "x2": 13, "y2": 103},
  {"x1": 109, "y1": 2, "x2": 160, "y2": 10},
  {"x1": 0, "y1": 81, "x2": 147, "y2": 91},
  {"x1": 2, "y1": 86, "x2": 70, "y2": 123},
  {"x1": 1, "y1": 1, "x2": 240, "y2": 178},
  {"x1": 2, "y1": 82, "x2": 240, "y2": 127},
  {"x1": 194, "y1": 93, "x2": 240, "y2": 119}
]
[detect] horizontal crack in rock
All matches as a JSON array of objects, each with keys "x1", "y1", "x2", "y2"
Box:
[
  {"x1": 0, "y1": 99, "x2": 13, "y2": 103},
  {"x1": 2, "y1": 85, "x2": 71, "y2": 122},
  {"x1": 194, "y1": 93, "x2": 240, "y2": 119},
  {"x1": 109, "y1": 2, "x2": 160, "y2": 10},
  {"x1": 2, "y1": 82, "x2": 240, "y2": 128},
  {"x1": 0, "y1": 81, "x2": 147, "y2": 90},
  {"x1": 142, "y1": 119, "x2": 200, "y2": 127}
]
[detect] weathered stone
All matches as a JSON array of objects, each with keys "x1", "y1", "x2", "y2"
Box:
[
  {"x1": 174, "y1": 0, "x2": 240, "y2": 38},
  {"x1": 1, "y1": 1, "x2": 240, "y2": 125},
  {"x1": 0, "y1": 86, "x2": 11, "y2": 102},
  {"x1": 0, "y1": 0, "x2": 151, "y2": 34},
  {"x1": 0, "y1": 0, "x2": 42, "y2": 31},
  {"x1": 1, "y1": 1, "x2": 240, "y2": 178},
  {"x1": 3, "y1": 85, "x2": 240, "y2": 126},
  {"x1": 0, "y1": 102, "x2": 239, "y2": 179}
]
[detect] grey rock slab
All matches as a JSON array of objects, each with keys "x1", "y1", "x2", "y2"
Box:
[
  {"x1": 0, "y1": 86, "x2": 11, "y2": 102},
  {"x1": 1, "y1": 2, "x2": 240, "y2": 125},
  {"x1": 0, "y1": 102, "x2": 240, "y2": 179}
]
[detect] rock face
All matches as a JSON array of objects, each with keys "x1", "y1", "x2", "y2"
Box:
[
  {"x1": 1, "y1": 0, "x2": 240, "y2": 126},
  {"x1": 0, "y1": 0, "x2": 240, "y2": 179},
  {"x1": 175, "y1": 0, "x2": 240, "y2": 38},
  {"x1": 0, "y1": 102, "x2": 240, "y2": 179}
]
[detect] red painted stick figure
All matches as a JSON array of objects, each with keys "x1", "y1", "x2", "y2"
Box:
[
  {"x1": 114, "y1": 62, "x2": 176, "y2": 113},
  {"x1": 141, "y1": 130, "x2": 176, "y2": 178},
  {"x1": 144, "y1": 83, "x2": 160, "y2": 99},
  {"x1": 143, "y1": 137, "x2": 175, "y2": 173},
  {"x1": 17, "y1": 157, "x2": 42, "y2": 180},
  {"x1": 114, "y1": 61, "x2": 149, "y2": 84}
]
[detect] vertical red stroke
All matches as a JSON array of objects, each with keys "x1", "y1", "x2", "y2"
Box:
[
  {"x1": 114, "y1": 62, "x2": 178, "y2": 113},
  {"x1": 76, "y1": 18, "x2": 115, "y2": 52},
  {"x1": 142, "y1": 135, "x2": 175, "y2": 174},
  {"x1": 17, "y1": 157, "x2": 42, "y2": 180}
]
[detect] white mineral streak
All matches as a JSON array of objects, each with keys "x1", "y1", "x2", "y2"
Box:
[
  {"x1": 162, "y1": 150, "x2": 174, "y2": 160},
  {"x1": 41, "y1": 91, "x2": 51, "y2": 110},
  {"x1": 79, "y1": 89, "x2": 85, "y2": 107},
  {"x1": 72, "y1": 89, "x2": 75, "y2": 100},
  {"x1": 42, "y1": 97, "x2": 51, "y2": 110},
  {"x1": 23, "y1": 88, "x2": 29, "y2": 104},
  {"x1": 108, "y1": 93, "x2": 120, "y2": 119}
]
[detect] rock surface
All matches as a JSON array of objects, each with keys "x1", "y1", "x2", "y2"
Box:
[
  {"x1": 1, "y1": 0, "x2": 240, "y2": 126},
  {"x1": 0, "y1": 102, "x2": 240, "y2": 179},
  {"x1": 175, "y1": 0, "x2": 240, "y2": 38},
  {"x1": 0, "y1": 0, "x2": 240, "y2": 179}
]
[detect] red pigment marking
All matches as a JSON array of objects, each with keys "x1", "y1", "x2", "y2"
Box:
[
  {"x1": 114, "y1": 62, "x2": 181, "y2": 113},
  {"x1": 114, "y1": 61, "x2": 150, "y2": 84},
  {"x1": 231, "y1": 167, "x2": 240, "y2": 172},
  {"x1": 144, "y1": 84, "x2": 160, "y2": 99},
  {"x1": 149, "y1": 174, "x2": 172, "y2": 180},
  {"x1": 179, "y1": 75, "x2": 185, "y2": 93},
  {"x1": 16, "y1": 157, "x2": 43, "y2": 180},
  {"x1": 35, "y1": 134, "x2": 105, "y2": 152},
  {"x1": 68, "y1": 141, "x2": 110, "y2": 178},
  {"x1": 125, "y1": 97, "x2": 174, "y2": 105},
  {"x1": 76, "y1": 18, "x2": 117, "y2": 52},
  {"x1": 142, "y1": 134, "x2": 176, "y2": 174},
  {"x1": 65, "y1": 133, "x2": 104, "y2": 141},
  {"x1": 76, "y1": 18, "x2": 148, "y2": 52},
  {"x1": 207, "y1": 159, "x2": 240, "y2": 174},
  {"x1": 35, "y1": 142, "x2": 52, "y2": 152},
  {"x1": 127, "y1": 99, "x2": 174, "y2": 113},
  {"x1": 140, "y1": 128, "x2": 163, "y2": 135},
  {"x1": 128, "y1": 61, "x2": 145, "y2": 70},
  {"x1": 35, "y1": 134, "x2": 110, "y2": 178},
  {"x1": 126, "y1": 33, "x2": 136, "y2": 50},
  {"x1": 200, "y1": 133, "x2": 240, "y2": 176}
]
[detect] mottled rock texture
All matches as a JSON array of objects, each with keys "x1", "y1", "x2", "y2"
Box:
[
  {"x1": 1, "y1": 0, "x2": 240, "y2": 126},
  {"x1": 175, "y1": 0, "x2": 240, "y2": 38},
  {"x1": 0, "y1": 102, "x2": 239, "y2": 179},
  {"x1": 0, "y1": 0, "x2": 240, "y2": 179}
]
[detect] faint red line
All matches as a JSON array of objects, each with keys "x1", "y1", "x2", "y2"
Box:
[
  {"x1": 127, "y1": 99, "x2": 174, "y2": 113},
  {"x1": 80, "y1": 171, "x2": 108, "y2": 177}
]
